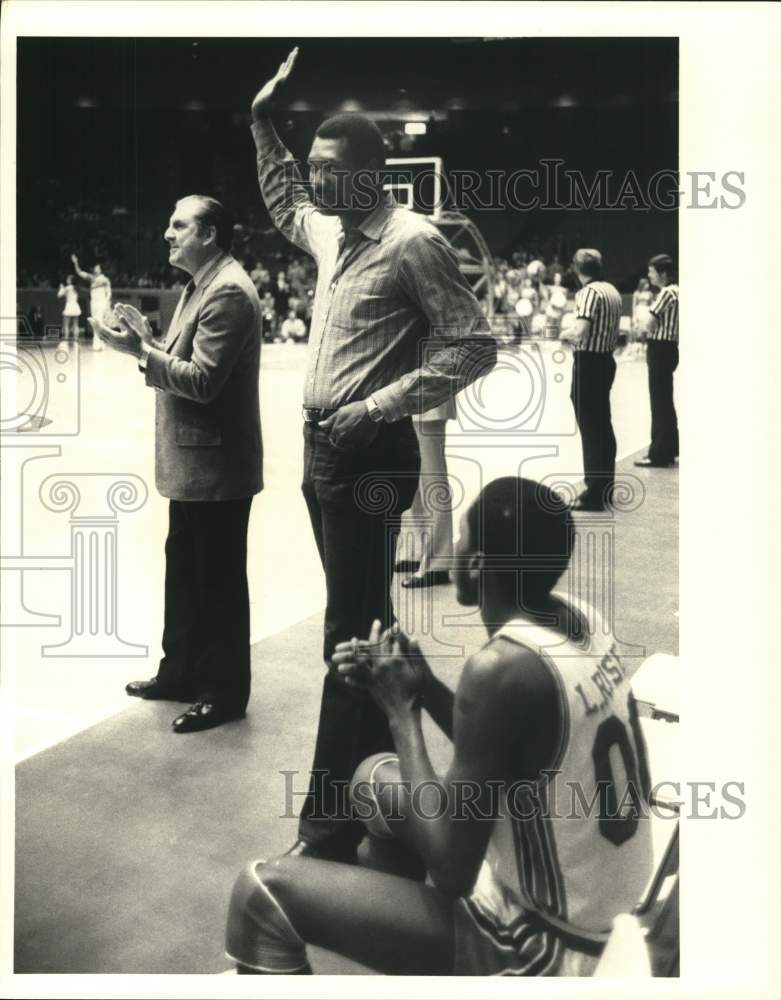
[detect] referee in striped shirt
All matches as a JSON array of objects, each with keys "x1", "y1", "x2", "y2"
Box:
[
  {"x1": 635, "y1": 254, "x2": 679, "y2": 468},
  {"x1": 565, "y1": 248, "x2": 622, "y2": 511}
]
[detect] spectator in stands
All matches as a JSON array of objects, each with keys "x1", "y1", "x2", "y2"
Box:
[
  {"x1": 545, "y1": 273, "x2": 568, "y2": 339},
  {"x1": 250, "y1": 260, "x2": 271, "y2": 294},
  {"x1": 279, "y1": 308, "x2": 308, "y2": 344},
  {"x1": 25, "y1": 305, "x2": 45, "y2": 340},
  {"x1": 630, "y1": 277, "x2": 653, "y2": 360},
  {"x1": 260, "y1": 292, "x2": 277, "y2": 343},
  {"x1": 273, "y1": 271, "x2": 291, "y2": 315}
]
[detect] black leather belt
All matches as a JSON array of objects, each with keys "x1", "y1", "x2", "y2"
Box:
[{"x1": 302, "y1": 407, "x2": 337, "y2": 423}]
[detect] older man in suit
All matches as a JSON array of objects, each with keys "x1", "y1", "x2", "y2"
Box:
[{"x1": 91, "y1": 195, "x2": 263, "y2": 733}]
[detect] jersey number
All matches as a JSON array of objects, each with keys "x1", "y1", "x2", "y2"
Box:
[{"x1": 591, "y1": 697, "x2": 651, "y2": 846}]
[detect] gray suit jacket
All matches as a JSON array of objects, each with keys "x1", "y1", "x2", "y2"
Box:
[{"x1": 144, "y1": 253, "x2": 263, "y2": 501}]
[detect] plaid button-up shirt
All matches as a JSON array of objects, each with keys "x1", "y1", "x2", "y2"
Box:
[{"x1": 251, "y1": 121, "x2": 496, "y2": 419}]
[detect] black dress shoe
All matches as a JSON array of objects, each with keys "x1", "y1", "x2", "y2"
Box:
[
  {"x1": 283, "y1": 837, "x2": 358, "y2": 864},
  {"x1": 394, "y1": 559, "x2": 420, "y2": 574},
  {"x1": 570, "y1": 496, "x2": 608, "y2": 513},
  {"x1": 401, "y1": 570, "x2": 450, "y2": 588},
  {"x1": 126, "y1": 677, "x2": 194, "y2": 701},
  {"x1": 171, "y1": 701, "x2": 245, "y2": 734},
  {"x1": 634, "y1": 457, "x2": 675, "y2": 468}
]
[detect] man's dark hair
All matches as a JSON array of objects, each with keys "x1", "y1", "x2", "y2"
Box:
[
  {"x1": 315, "y1": 113, "x2": 387, "y2": 168},
  {"x1": 466, "y1": 477, "x2": 573, "y2": 602},
  {"x1": 648, "y1": 253, "x2": 676, "y2": 282},
  {"x1": 179, "y1": 195, "x2": 234, "y2": 253}
]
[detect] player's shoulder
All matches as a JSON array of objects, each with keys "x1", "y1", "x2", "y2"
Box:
[{"x1": 461, "y1": 636, "x2": 552, "y2": 703}]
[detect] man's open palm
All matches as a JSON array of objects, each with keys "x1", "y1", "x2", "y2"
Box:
[{"x1": 251, "y1": 47, "x2": 299, "y2": 119}]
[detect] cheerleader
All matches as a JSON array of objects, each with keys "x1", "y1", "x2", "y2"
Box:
[{"x1": 57, "y1": 275, "x2": 81, "y2": 346}]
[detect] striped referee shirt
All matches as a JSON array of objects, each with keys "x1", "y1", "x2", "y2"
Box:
[
  {"x1": 574, "y1": 280, "x2": 623, "y2": 353},
  {"x1": 648, "y1": 284, "x2": 679, "y2": 343},
  {"x1": 251, "y1": 120, "x2": 496, "y2": 419}
]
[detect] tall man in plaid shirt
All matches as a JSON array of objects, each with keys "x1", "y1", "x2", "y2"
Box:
[
  {"x1": 250, "y1": 48, "x2": 496, "y2": 862},
  {"x1": 563, "y1": 248, "x2": 622, "y2": 512},
  {"x1": 635, "y1": 254, "x2": 679, "y2": 468}
]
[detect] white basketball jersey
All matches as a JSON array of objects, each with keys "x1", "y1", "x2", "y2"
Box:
[{"x1": 477, "y1": 596, "x2": 653, "y2": 940}]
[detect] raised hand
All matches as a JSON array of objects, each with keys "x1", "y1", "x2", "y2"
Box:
[{"x1": 251, "y1": 46, "x2": 299, "y2": 120}]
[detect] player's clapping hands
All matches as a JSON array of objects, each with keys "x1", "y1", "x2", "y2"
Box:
[{"x1": 333, "y1": 620, "x2": 433, "y2": 718}]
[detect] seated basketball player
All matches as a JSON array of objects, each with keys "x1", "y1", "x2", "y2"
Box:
[{"x1": 225, "y1": 477, "x2": 653, "y2": 975}]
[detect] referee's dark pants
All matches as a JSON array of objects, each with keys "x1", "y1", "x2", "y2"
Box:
[
  {"x1": 298, "y1": 417, "x2": 420, "y2": 855},
  {"x1": 646, "y1": 340, "x2": 679, "y2": 465},
  {"x1": 570, "y1": 351, "x2": 617, "y2": 505}
]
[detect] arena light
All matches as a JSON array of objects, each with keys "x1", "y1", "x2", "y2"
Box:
[
  {"x1": 339, "y1": 99, "x2": 364, "y2": 112},
  {"x1": 75, "y1": 97, "x2": 95, "y2": 108},
  {"x1": 404, "y1": 121, "x2": 427, "y2": 136},
  {"x1": 552, "y1": 95, "x2": 578, "y2": 109}
]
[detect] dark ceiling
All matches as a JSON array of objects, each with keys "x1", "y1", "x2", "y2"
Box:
[{"x1": 18, "y1": 36, "x2": 678, "y2": 114}]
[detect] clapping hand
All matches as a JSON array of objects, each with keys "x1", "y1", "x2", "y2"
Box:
[
  {"x1": 251, "y1": 46, "x2": 299, "y2": 120},
  {"x1": 114, "y1": 302, "x2": 155, "y2": 344},
  {"x1": 332, "y1": 620, "x2": 432, "y2": 718},
  {"x1": 88, "y1": 316, "x2": 143, "y2": 357}
]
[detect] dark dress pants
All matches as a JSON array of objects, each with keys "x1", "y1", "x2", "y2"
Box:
[
  {"x1": 646, "y1": 340, "x2": 679, "y2": 464},
  {"x1": 298, "y1": 418, "x2": 420, "y2": 850},
  {"x1": 570, "y1": 351, "x2": 617, "y2": 504},
  {"x1": 156, "y1": 497, "x2": 253, "y2": 712}
]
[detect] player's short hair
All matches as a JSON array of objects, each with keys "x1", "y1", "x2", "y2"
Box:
[
  {"x1": 315, "y1": 113, "x2": 387, "y2": 169},
  {"x1": 466, "y1": 477, "x2": 573, "y2": 601},
  {"x1": 648, "y1": 253, "x2": 676, "y2": 281},
  {"x1": 178, "y1": 195, "x2": 234, "y2": 253},
  {"x1": 573, "y1": 248, "x2": 603, "y2": 279}
]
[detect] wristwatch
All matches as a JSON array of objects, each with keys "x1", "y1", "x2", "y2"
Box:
[
  {"x1": 365, "y1": 395, "x2": 384, "y2": 423},
  {"x1": 138, "y1": 343, "x2": 151, "y2": 372}
]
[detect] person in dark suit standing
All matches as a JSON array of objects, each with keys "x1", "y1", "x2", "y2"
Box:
[
  {"x1": 90, "y1": 195, "x2": 263, "y2": 733},
  {"x1": 562, "y1": 248, "x2": 622, "y2": 512},
  {"x1": 634, "y1": 254, "x2": 679, "y2": 468}
]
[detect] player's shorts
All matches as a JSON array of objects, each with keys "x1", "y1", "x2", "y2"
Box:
[{"x1": 452, "y1": 863, "x2": 604, "y2": 976}]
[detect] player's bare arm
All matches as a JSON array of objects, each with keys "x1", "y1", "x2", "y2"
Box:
[{"x1": 358, "y1": 626, "x2": 561, "y2": 897}]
